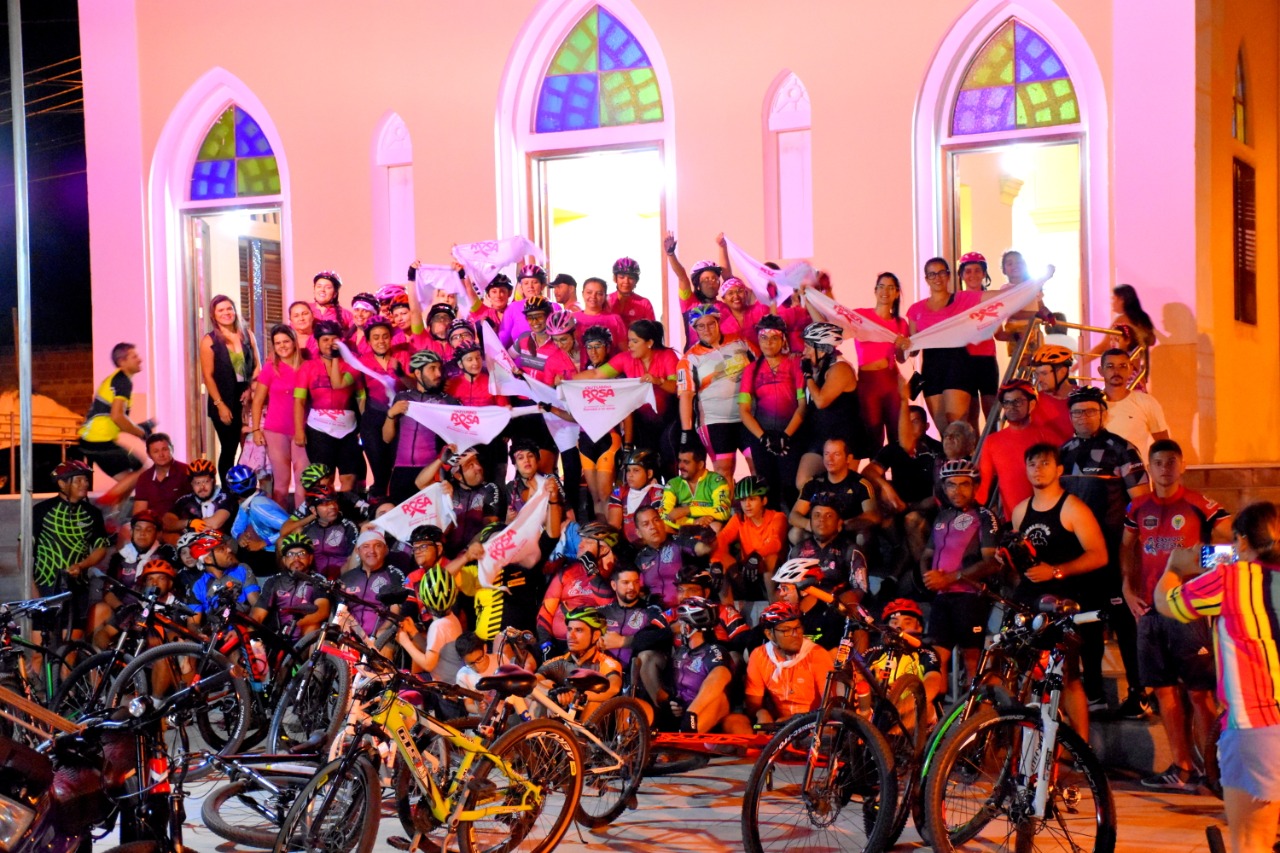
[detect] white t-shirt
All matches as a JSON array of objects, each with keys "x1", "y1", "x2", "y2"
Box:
[
  {"x1": 424, "y1": 612, "x2": 463, "y2": 685},
  {"x1": 1106, "y1": 390, "x2": 1168, "y2": 459}
]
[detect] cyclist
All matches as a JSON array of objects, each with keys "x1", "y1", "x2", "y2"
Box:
[
  {"x1": 607, "y1": 449, "x2": 664, "y2": 548},
  {"x1": 600, "y1": 564, "x2": 666, "y2": 672},
  {"x1": 187, "y1": 532, "x2": 261, "y2": 625},
  {"x1": 383, "y1": 349, "x2": 460, "y2": 503},
  {"x1": 787, "y1": 496, "x2": 870, "y2": 600},
  {"x1": 572, "y1": 278, "x2": 628, "y2": 352},
  {"x1": 865, "y1": 598, "x2": 946, "y2": 714},
  {"x1": 250, "y1": 532, "x2": 330, "y2": 640},
  {"x1": 437, "y1": 448, "x2": 501, "y2": 556},
  {"x1": 608, "y1": 256, "x2": 655, "y2": 327},
  {"x1": 397, "y1": 566, "x2": 464, "y2": 690},
  {"x1": 338, "y1": 529, "x2": 406, "y2": 642},
  {"x1": 661, "y1": 441, "x2": 731, "y2": 534},
  {"x1": 790, "y1": 436, "x2": 877, "y2": 545},
  {"x1": 225, "y1": 464, "x2": 290, "y2": 577},
  {"x1": 796, "y1": 322, "x2": 861, "y2": 487},
  {"x1": 32, "y1": 460, "x2": 111, "y2": 643},
  {"x1": 712, "y1": 477, "x2": 789, "y2": 613},
  {"x1": 540, "y1": 606, "x2": 623, "y2": 716},
  {"x1": 537, "y1": 522, "x2": 617, "y2": 657},
  {"x1": 497, "y1": 263, "x2": 558, "y2": 348},
  {"x1": 1027, "y1": 344, "x2": 1075, "y2": 443},
  {"x1": 299, "y1": 486, "x2": 358, "y2": 580},
  {"x1": 634, "y1": 506, "x2": 710, "y2": 610},
  {"x1": 468, "y1": 274, "x2": 513, "y2": 334},
  {"x1": 677, "y1": 303, "x2": 757, "y2": 483},
  {"x1": 280, "y1": 462, "x2": 369, "y2": 535},
  {"x1": 356, "y1": 316, "x2": 410, "y2": 500},
  {"x1": 310, "y1": 270, "x2": 354, "y2": 336},
  {"x1": 739, "y1": 315, "x2": 806, "y2": 506},
  {"x1": 744, "y1": 601, "x2": 835, "y2": 726},
  {"x1": 551, "y1": 272, "x2": 580, "y2": 313},
  {"x1": 90, "y1": 509, "x2": 175, "y2": 638},
  {"x1": 976, "y1": 379, "x2": 1059, "y2": 522},
  {"x1": 659, "y1": 596, "x2": 751, "y2": 734},
  {"x1": 91, "y1": 557, "x2": 181, "y2": 651},
  {"x1": 166, "y1": 458, "x2": 235, "y2": 533},
  {"x1": 505, "y1": 439, "x2": 565, "y2": 534},
  {"x1": 77, "y1": 341, "x2": 152, "y2": 492},
  {"x1": 764, "y1": 559, "x2": 846, "y2": 651}
]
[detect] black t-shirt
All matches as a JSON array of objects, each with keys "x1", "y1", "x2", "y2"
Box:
[
  {"x1": 874, "y1": 436, "x2": 945, "y2": 505},
  {"x1": 800, "y1": 472, "x2": 872, "y2": 521}
]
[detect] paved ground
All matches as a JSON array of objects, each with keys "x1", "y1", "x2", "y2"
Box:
[{"x1": 131, "y1": 755, "x2": 1227, "y2": 852}]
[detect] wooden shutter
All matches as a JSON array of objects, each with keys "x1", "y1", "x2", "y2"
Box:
[{"x1": 1234, "y1": 158, "x2": 1257, "y2": 325}]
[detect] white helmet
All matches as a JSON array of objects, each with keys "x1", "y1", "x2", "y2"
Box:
[
  {"x1": 802, "y1": 322, "x2": 844, "y2": 351},
  {"x1": 772, "y1": 558, "x2": 822, "y2": 589}
]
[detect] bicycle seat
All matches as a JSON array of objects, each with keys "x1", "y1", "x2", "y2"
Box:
[
  {"x1": 476, "y1": 664, "x2": 538, "y2": 698},
  {"x1": 563, "y1": 668, "x2": 609, "y2": 694}
]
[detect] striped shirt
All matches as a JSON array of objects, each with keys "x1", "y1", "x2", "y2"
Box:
[{"x1": 1167, "y1": 560, "x2": 1280, "y2": 730}]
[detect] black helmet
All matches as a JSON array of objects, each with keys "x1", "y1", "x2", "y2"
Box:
[
  {"x1": 582, "y1": 325, "x2": 613, "y2": 347},
  {"x1": 622, "y1": 447, "x2": 659, "y2": 473},
  {"x1": 313, "y1": 320, "x2": 343, "y2": 339},
  {"x1": 612, "y1": 257, "x2": 640, "y2": 278},
  {"x1": 508, "y1": 438, "x2": 541, "y2": 462},
  {"x1": 409, "y1": 524, "x2": 445, "y2": 545},
  {"x1": 1066, "y1": 385, "x2": 1108, "y2": 410},
  {"x1": 313, "y1": 270, "x2": 343, "y2": 290},
  {"x1": 676, "y1": 596, "x2": 717, "y2": 629},
  {"x1": 522, "y1": 296, "x2": 552, "y2": 317},
  {"x1": 486, "y1": 274, "x2": 513, "y2": 292},
  {"x1": 427, "y1": 303, "x2": 456, "y2": 324}
]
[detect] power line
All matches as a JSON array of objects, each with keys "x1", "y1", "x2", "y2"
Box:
[{"x1": 0, "y1": 168, "x2": 87, "y2": 190}]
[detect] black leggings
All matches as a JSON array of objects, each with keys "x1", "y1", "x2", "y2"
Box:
[
  {"x1": 359, "y1": 406, "x2": 394, "y2": 499},
  {"x1": 210, "y1": 399, "x2": 244, "y2": 486}
]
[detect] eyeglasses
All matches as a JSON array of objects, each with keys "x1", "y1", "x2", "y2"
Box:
[
  {"x1": 585, "y1": 342, "x2": 608, "y2": 350},
  {"x1": 283, "y1": 549, "x2": 310, "y2": 560},
  {"x1": 411, "y1": 542, "x2": 438, "y2": 552},
  {"x1": 1069, "y1": 408, "x2": 1103, "y2": 418},
  {"x1": 772, "y1": 625, "x2": 805, "y2": 637},
  {"x1": 924, "y1": 270, "x2": 951, "y2": 280},
  {"x1": 1001, "y1": 397, "x2": 1030, "y2": 408},
  {"x1": 693, "y1": 320, "x2": 718, "y2": 330},
  {"x1": 463, "y1": 653, "x2": 488, "y2": 668}
]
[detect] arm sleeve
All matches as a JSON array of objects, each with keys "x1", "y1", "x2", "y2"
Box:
[{"x1": 976, "y1": 443, "x2": 995, "y2": 505}]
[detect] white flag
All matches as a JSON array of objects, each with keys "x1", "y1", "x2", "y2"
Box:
[
  {"x1": 334, "y1": 342, "x2": 398, "y2": 399},
  {"x1": 558, "y1": 378, "x2": 656, "y2": 442},
  {"x1": 908, "y1": 273, "x2": 1050, "y2": 350},
  {"x1": 370, "y1": 482, "x2": 456, "y2": 544},
  {"x1": 480, "y1": 325, "x2": 529, "y2": 398},
  {"x1": 804, "y1": 289, "x2": 903, "y2": 345},
  {"x1": 722, "y1": 237, "x2": 808, "y2": 306},
  {"x1": 405, "y1": 402, "x2": 513, "y2": 452},
  {"x1": 451, "y1": 236, "x2": 546, "y2": 292},
  {"x1": 414, "y1": 263, "x2": 477, "y2": 306},
  {"x1": 477, "y1": 482, "x2": 550, "y2": 588},
  {"x1": 544, "y1": 415, "x2": 581, "y2": 452}
]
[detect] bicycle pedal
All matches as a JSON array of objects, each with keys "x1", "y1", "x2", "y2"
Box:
[{"x1": 387, "y1": 837, "x2": 413, "y2": 851}]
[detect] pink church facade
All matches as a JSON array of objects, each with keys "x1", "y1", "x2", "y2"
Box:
[{"x1": 77, "y1": 0, "x2": 1279, "y2": 465}]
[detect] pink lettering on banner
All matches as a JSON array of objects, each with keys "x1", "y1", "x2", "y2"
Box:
[
  {"x1": 582, "y1": 386, "x2": 616, "y2": 405},
  {"x1": 472, "y1": 241, "x2": 499, "y2": 256},
  {"x1": 970, "y1": 303, "x2": 1004, "y2": 323},
  {"x1": 401, "y1": 494, "x2": 434, "y2": 518},
  {"x1": 488, "y1": 530, "x2": 517, "y2": 562},
  {"x1": 450, "y1": 410, "x2": 480, "y2": 431},
  {"x1": 834, "y1": 305, "x2": 863, "y2": 327}
]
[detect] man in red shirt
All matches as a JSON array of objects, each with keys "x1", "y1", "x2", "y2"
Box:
[
  {"x1": 1027, "y1": 344, "x2": 1074, "y2": 444},
  {"x1": 976, "y1": 379, "x2": 1058, "y2": 521},
  {"x1": 1122, "y1": 439, "x2": 1229, "y2": 792},
  {"x1": 132, "y1": 433, "x2": 190, "y2": 540}
]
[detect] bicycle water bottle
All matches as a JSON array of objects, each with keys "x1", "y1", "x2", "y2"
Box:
[
  {"x1": 249, "y1": 639, "x2": 269, "y2": 687},
  {"x1": 835, "y1": 634, "x2": 854, "y2": 668}
]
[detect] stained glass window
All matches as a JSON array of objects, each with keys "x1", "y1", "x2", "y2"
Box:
[
  {"x1": 190, "y1": 105, "x2": 280, "y2": 200},
  {"x1": 952, "y1": 19, "x2": 1079, "y2": 136},
  {"x1": 535, "y1": 5, "x2": 663, "y2": 133},
  {"x1": 1233, "y1": 52, "x2": 1247, "y2": 144}
]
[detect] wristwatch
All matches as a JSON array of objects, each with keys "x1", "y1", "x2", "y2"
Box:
[{"x1": 1052, "y1": 567, "x2": 1064, "y2": 580}]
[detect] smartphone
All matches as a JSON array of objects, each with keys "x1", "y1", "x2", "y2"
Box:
[{"x1": 1201, "y1": 544, "x2": 1235, "y2": 568}]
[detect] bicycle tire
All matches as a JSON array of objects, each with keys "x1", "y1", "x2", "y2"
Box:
[
  {"x1": 267, "y1": 651, "x2": 352, "y2": 754},
  {"x1": 51, "y1": 649, "x2": 134, "y2": 721},
  {"x1": 923, "y1": 707, "x2": 1116, "y2": 853},
  {"x1": 877, "y1": 674, "x2": 928, "y2": 847},
  {"x1": 201, "y1": 771, "x2": 313, "y2": 849},
  {"x1": 46, "y1": 640, "x2": 95, "y2": 701},
  {"x1": 105, "y1": 641, "x2": 251, "y2": 779},
  {"x1": 276, "y1": 752, "x2": 381, "y2": 853},
  {"x1": 642, "y1": 746, "x2": 711, "y2": 777},
  {"x1": 393, "y1": 716, "x2": 482, "y2": 853},
  {"x1": 741, "y1": 708, "x2": 898, "y2": 853},
  {"x1": 577, "y1": 695, "x2": 651, "y2": 827},
  {"x1": 457, "y1": 718, "x2": 584, "y2": 853}
]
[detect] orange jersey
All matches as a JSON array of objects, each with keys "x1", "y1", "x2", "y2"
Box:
[{"x1": 745, "y1": 640, "x2": 835, "y2": 719}]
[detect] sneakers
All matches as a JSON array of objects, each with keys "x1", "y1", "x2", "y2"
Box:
[
  {"x1": 1116, "y1": 690, "x2": 1153, "y2": 720},
  {"x1": 1141, "y1": 764, "x2": 1199, "y2": 793},
  {"x1": 1086, "y1": 694, "x2": 1109, "y2": 713}
]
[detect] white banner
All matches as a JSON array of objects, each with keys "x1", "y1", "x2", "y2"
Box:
[
  {"x1": 803, "y1": 290, "x2": 903, "y2": 345},
  {"x1": 477, "y1": 481, "x2": 550, "y2": 588},
  {"x1": 370, "y1": 482, "x2": 456, "y2": 544},
  {"x1": 404, "y1": 402, "x2": 513, "y2": 452},
  {"x1": 334, "y1": 342, "x2": 398, "y2": 400},
  {"x1": 557, "y1": 378, "x2": 656, "y2": 442},
  {"x1": 482, "y1": 326, "x2": 530, "y2": 398},
  {"x1": 723, "y1": 237, "x2": 812, "y2": 306},
  {"x1": 545, "y1": 415, "x2": 581, "y2": 452},
  {"x1": 908, "y1": 272, "x2": 1050, "y2": 350},
  {"x1": 414, "y1": 263, "x2": 477, "y2": 306},
  {"x1": 451, "y1": 236, "x2": 546, "y2": 292}
]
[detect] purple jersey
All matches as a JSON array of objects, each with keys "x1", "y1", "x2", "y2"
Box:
[
  {"x1": 339, "y1": 565, "x2": 406, "y2": 636},
  {"x1": 258, "y1": 572, "x2": 325, "y2": 637},
  {"x1": 671, "y1": 640, "x2": 731, "y2": 705},
  {"x1": 635, "y1": 540, "x2": 693, "y2": 610},
  {"x1": 601, "y1": 601, "x2": 664, "y2": 668},
  {"x1": 929, "y1": 505, "x2": 999, "y2": 594},
  {"x1": 390, "y1": 388, "x2": 459, "y2": 468}
]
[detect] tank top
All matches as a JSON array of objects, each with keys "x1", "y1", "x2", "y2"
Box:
[
  {"x1": 809, "y1": 357, "x2": 860, "y2": 448},
  {"x1": 1016, "y1": 490, "x2": 1085, "y2": 603}
]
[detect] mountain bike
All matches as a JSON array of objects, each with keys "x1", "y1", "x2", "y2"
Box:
[{"x1": 0, "y1": 592, "x2": 92, "y2": 743}]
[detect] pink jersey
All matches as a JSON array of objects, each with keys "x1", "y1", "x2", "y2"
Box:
[
  {"x1": 607, "y1": 292, "x2": 655, "y2": 327},
  {"x1": 779, "y1": 303, "x2": 812, "y2": 353},
  {"x1": 294, "y1": 358, "x2": 364, "y2": 411},
  {"x1": 357, "y1": 351, "x2": 408, "y2": 409},
  {"x1": 573, "y1": 311, "x2": 629, "y2": 351},
  {"x1": 851, "y1": 308, "x2": 909, "y2": 367},
  {"x1": 258, "y1": 359, "x2": 303, "y2": 435},
  {"x1": 906, "y1": 290, "x2": 982, "y2": 333},
  {"x1": 1125, "y1": 486, "x2": 1228, "y2": 599},
  {"x1": 446, "y1": 373, "x2": 507, "y2": 408},
  {"x1": 599, "y1": 348, "x2": 679, "y2": 419},
  {"x1": 718, "y1": 303, "x2": 771, "y2": 342}
]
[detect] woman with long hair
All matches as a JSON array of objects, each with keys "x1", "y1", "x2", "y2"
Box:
[
  {"x1": 906, "y1": 257, "x2": 983, "y2": 430},
  {"x1": 310, "y1": 270, "x2": 354, "y2": 336},
  {"x1": 852, "y1": 272, "x2": 909, "y2": 452},
  {"x1": 250, "y1": 323, "x2": 308, "y2": 508},
  {"x1": 199, "y1": 294, "x2": 261, "y2": 483},
  {"x1": 288, "y1": 300, "x2": 319, "y2": 358},
  {"x1": 1086, "y1": 283, "x2": 1156, "y2": 381},
  {"x1": 956, "y1": 252, "x2": 1000, "y2": 428}
]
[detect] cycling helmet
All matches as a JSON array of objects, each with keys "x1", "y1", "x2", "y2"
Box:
[
  {"x1": 564, "y1": 605, "x2": 607, "y2": 632},
  {"x1": 225, "y1": 465, "x2": 256, "y2": 496},
  {"x1": 409, "y1": 349, "x2": 443, "y2": 371},
  {"x1": 675, "y1": 596, "x2": 718, "y2": 630},
  {"x1": 718, "y1": 277, "x2": 748, "y2": 298},
  {"x1": 518, "y1": 264, "x2": 547, "y2": 284},
  {"x1": 1067, "y1": 385, "x2": 1108, "y2": 410},
  {"x1": 756, "y1": 314, "x2": 788, "y2": 336},
  {"x1": 612, "y1": 257, "x2": 640, "y2": 278},
  {"x1": 300, "y1": 463, "x2": 333, "y2": 490},
  {"x1": 545, "y1": 311, "x2": 577, "y2": 336},
  {"x1": 140, "y1": 557, "x2": 177, "y2": 579},
  {"x1": 364, "y1": 315, "x2": 394, "y2": 336},
  {"x1": 52, "y1": 459, "x2": 92, "y2": 481},
  {"x1": 387, "y1": 294, "x2": 411, "y2": 311},
  {"x1": 508, "y1": 438, "x2": 542, "y2": 462},
  {"x1": 1031, "y1": 344, "x2": 1073, "y2": 367},
  {"x1": 313, "y1": 320, "x2": 343, "y2": 339},
  {"x1": 578, "y1": 522, "x2": 621, "y2": 550},
  {"x1": 687, "y1": 303, "x2": 721, "y2": 323},
  {"x1": 957, "y1": 252, "x2": 987, "y2": 268},
  {"x1": 486, "y1": 274, "x2": 513, "y2": 292},
  {"x1": 313, "y1": 270, "x2": 343, "y2": 290},
  {"x1": 188, "y1": 458, "x2": 217, "y2": 479},
  {"x1": 689, "y1": 260, "x2": 722, "y2": 286},
  {"x1": 881, "y1": 598, "x2": 924, "y2": 621},
  {"x1": 452, "y1": 341, "x2": 482, "y2": 363},
  {"x1": 176, "y1": 530, "x2": 202, "y2": 552},
  {"x1": 410, "y1": 524, "x2": 445, "y2": 545},
  {"x1": 189, "y1": 533, "x2": 224, "y2": 560},
  {"x1": 581, "y1": 325, "x2": 613, "y2": 347},
  {"x1": 306, "y1": 485, "x2": 338, "y2": 505},
  {"x1": 734, "y1": 476, "x2": 769, "y2": 501},
  {"x1": 675, "y1": 565, "x2": 716, "y2": 592},
  {"x1": 772, "y1": 558, "x2": 823, "y2": 590},
  {"x1": 376, "y1": 284, "x2": 406, "y2": 303},
  {"x1": 939, "y1": 458, "x2": 979, "y2": 482},
  {"x1": 802, "y1": 322, "x2": 843, "y2": 351},
  {"x1": 444, "y1": 448, "x2": 479, "y2": 478},
  {"x1": 351, "y1": 292, "x2": 379, "y2": 313},
  {"x1": 474, "y1": 522, "x2": 505, "y2": 545},
  {"x1": 279, "y1": 531, "x2": 314, "y2": 554},
  {"x1": 446, "y1": 318, "x2": 476, "y2": 342},
  {"x1": 521, "y1": 296, "x2": 551, "y2": 317},
  {"x1": 130, "y1": 509, "x2": 161, "y2": 528},
  {"x1": 998, "y1": 378, "x2": 1039, "y2": 402},
  {"x1": 426, "y1": 303, "x2": 456, "y2": 323},
  {"x1": 622, "y1": 447, "x2": 659, "y2": 473},
  {"x1": 418, "y1": 566, "x2": 458, "y2": 614},
  {"x1": 759, "y1": 601, "x2": 802, "y2": 627}
]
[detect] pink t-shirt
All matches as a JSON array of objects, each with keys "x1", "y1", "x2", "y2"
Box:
[
  {"x1": 779, "y1": 303, "x2": 812, "y2": 354},
  {"x1": 294, "y1": 358, "x2": 364, "y2": 411},
  {"x1": 906, "y1": 291, "x2": 982, "y2": 335},
  {"x1": 607, "y1": 292, "x2": 655, "y2": 327},
  {"x1": 851, "y1": 308, "x2": 909, "y2": 367},
  {"x1": 258, "y1": 359, "x2": 303, "y2": 435},
  {"x1": 718, "y1": 303, "x2": 771, "y2": 342},
  {"x1": 357, "y1": 351, "x2": 408, "y2": 410},
  {"x1": 574, "y1": 311, "x2": 629, "y2": 351},
  {"x1": 600, "y1": 348, "x2": 679, "y2": 419}
]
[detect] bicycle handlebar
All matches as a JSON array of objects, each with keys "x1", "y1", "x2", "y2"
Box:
[{"x1": 0, "y1": 591, "x2": 71, "y2": 621}]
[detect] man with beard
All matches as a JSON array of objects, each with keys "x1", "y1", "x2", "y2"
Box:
[
  {"x1": 383, "y1": 349, "x2": 460, "y2": 503},
  {"x1": 167, "y1": 458, "x2": 235, "y2": 532},
  {"x1": 251, "y1": 531, "x2": 330, "y2": 640},
  {"x1": 745, "y1": 602, "x2": 835, "y2": 725}
]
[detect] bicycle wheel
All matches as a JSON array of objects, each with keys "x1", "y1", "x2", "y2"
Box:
[
  {"x1": 741, "y1": 708, "x2": 898, "y2": 853},
  {"x1": 923, "y1": 708, "x2": 1116, "y2": 853},
  {"x1": 51, "y1": 649, "x2": 134, "y2": 721},
  {"x1": 457, "y1": 718, "x2": 584, "y2": 853},
  {"x1": 106, "y1": 641, "x2": 251, "y2": 779},
  {"x1": 577, "y1": 695, "x2": 651, "y2": 828},
  {"x1": 276, "y1": 752, "x2": 380, "y2": 853},
  {"x1": 876, "y1": 674, "x2": 928, "y2": 847},
  {"x1": 267, "y1": 651, "x2": 352, "y2": 754},
  {"x1": 201, "y1": 771, "x2": 313, "y2": 849},
  {"x1": 394, "y1": 717, "x2": 482, "y2": 853}
]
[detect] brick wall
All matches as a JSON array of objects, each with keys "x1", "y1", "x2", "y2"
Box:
[{"x1": 0, "y1": 344, "x2": 95, "y2": 414}]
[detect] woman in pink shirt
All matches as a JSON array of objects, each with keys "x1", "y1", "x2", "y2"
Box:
[
  {"x1": 357, "y1": 317, "x2": 410, "y2": 500},
  {"x1": 716, "y1": 277, "x2": 772, "y2": 341},
  {"x1": 957, "y1": 252, "x2": 1000, "y2": 427},
  {"x1": 573, "y1": 278, "x2": 628, "y2": 353},
  {"x1": 906, "y1": 258, "x2": 983, "y2": 430},
  {"x1": 311, "y1": 271, "x2": 354, "y2": 337},
  {"x1": 346, "y1": 292, "x2": 380, "y2": 357},
  {"x1": 289, "y1": 301, "x2": 319, "y2": 359},
  {"x1": 250, "y1": 324, "x2": 309, "y2": 508},
  {"x1": 294, "y1": 321, "x2": 366, "y2": 492},
  {"x1": 852, "y1": 272, "x2": 910, "y2": 452}
]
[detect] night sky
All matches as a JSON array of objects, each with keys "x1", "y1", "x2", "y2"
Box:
[{"x1": 0, "y1": 0, "x2": 90, "y2": 346}]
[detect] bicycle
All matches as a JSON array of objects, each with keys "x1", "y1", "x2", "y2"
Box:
[
  {"x1": 0, "y1": 592, "x2": 92, "y2": 742},
  {"x1": 278, "y1": 629, "x2": 584, "y2": 853},
  {"x1": 921, "y1": 595, "x2": 1117, "y2": 853},
  {"x1": 199, "y1": 751, "x2": 322, "y2": 849}
]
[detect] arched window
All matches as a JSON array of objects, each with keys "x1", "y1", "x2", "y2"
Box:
[
  {"x1": 1233, "y1": 50, "x2": 1247, "y2": 144},
  {"x1": 764, "y1": 71, "x2": 813, "y2": 259},
  {"x1": 189, "y1": 105, "x2": 281, "y2": 199},
  {"x1": 372, "y1": 112, "x2": 415, "y2": 286},
  {"x1": 952, "y1": 18, "x2": 1078, "y2": 136}
]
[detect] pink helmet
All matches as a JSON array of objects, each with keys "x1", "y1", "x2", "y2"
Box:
[
  {"x1": 375, "y1": 284, "x2": 406, "y2": 303},
  {"x1": 518, "y1": 264, "x2": 547, "y2": 284},
  {"x1": 690, "y1": 260, "x2": 722, "y2": 286},
  {"x1": 958, "y1": 252, "x2": 987, "y2": 267},
  {"x1": 545, "y1": 311, "x2": 577, "y2": 336},
  {"x1": 718, "y1": 277, "x2": 748, "y2": 298}
]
